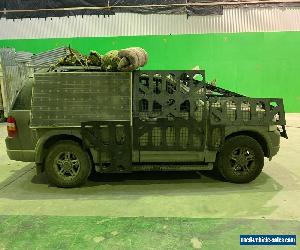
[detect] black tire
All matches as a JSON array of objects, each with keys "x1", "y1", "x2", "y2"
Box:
[
  {"x1": 216, "y1": 135, "x2": 264, "y2": 183},
  {"x1": 211, "y1": 153, "x2": 226, "y2": 181},
  {"x1": 45, "y1": 140, "x2": 92, "y2": 188}
]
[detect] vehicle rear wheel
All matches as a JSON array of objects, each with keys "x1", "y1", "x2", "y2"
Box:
[
  {"x1": 216, "y1": 135, "x2": 264, "y2": 183},
  {"x1": 45, "y1": 141, "x2": 91, "y2": 188}
]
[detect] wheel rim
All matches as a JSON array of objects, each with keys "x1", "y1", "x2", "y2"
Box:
[
  {"x1": 53, "y1": 151, "x2": 81, "y2": 180},
  {"x1": 229, "y1": 146, "x2": 256, "y2": 176}
]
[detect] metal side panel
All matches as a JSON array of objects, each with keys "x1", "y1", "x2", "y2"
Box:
[
  {"x1": 81, "y1": 120, "x2": 132, "y2": 171},
  {"x1": 30, "y1": 72, "x2": 132, "y2": 127},
  {"x1": 209, "y1": 96, "x2": 286, "y2": 126}
]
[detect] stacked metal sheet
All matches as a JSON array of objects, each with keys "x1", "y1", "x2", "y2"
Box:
[
  {"x1": 15, "y1": 51, "x2": 33, "y2": 64},
  {"x1": 0, "y1": 48, "x2": 33, "y2": 116},
  {"x1": 31, "y1": 47, "x2": 71, "y2": 72}
]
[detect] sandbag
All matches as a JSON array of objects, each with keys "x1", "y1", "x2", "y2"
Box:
[{"x1": 117, "y1": 47, "x2": 148, "y2": 71}]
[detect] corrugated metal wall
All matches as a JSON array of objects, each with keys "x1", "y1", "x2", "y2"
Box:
[{"x1": 0, "y1": 7, "x2": 300, "y2": 39}]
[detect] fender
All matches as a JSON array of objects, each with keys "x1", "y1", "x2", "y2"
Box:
[
  {"x1": 225, "y1": 126, "x2": 272, "y2": 157},
  {"x1": 34, "y1": 128, "x2": 82, "y2": 163}
]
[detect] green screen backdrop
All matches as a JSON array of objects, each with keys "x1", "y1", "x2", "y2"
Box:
[{"x1": 0, "y1": 32, "x2": 299, "y2": 112}]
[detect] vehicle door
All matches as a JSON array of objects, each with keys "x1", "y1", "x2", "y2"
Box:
[{"x1": 132, "y1": 70, "x2": 207, "y2": 163}]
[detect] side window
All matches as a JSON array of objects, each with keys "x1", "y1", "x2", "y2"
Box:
[{"x1": 12, "y1": 81, "x2": 33, "y2": 110}]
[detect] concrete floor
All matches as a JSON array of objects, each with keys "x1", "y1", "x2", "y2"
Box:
[{"x1": 0, "y1": 114, "x2": 299, "y2": 249}]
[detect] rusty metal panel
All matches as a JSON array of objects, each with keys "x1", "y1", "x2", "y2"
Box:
[{"x1": 30, "y1": 72, "x2": 132, "y2": 127}]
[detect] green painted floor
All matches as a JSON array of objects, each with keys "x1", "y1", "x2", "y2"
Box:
[{"x1": 0, "y1": 216, "x2": 299, "y2": 250}]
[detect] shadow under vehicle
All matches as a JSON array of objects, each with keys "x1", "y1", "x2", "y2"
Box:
[{"x1": 5, "y1": 68, "x2": 288, "y2": 187}]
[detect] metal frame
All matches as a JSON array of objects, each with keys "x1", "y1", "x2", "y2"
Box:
[
  {"x1": 132, "y1": 70, "x2": 208, "y2": 154},
  {"x1": 81, "y1": 121, "x2": 132, "y2": 172},
  {"x1": 209, "y1": 97, "x2": 286, "y2": 126}
]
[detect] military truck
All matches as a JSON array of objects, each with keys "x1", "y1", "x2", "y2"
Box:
[{"x1": 5, "y1": 68, "x2": 288, "y2": 187}]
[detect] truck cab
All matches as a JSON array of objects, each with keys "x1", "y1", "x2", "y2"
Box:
[{"x1": 5, "y1": 69, "x2": 287, "y2": 187}]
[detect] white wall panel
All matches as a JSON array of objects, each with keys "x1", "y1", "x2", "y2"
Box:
[{"x1": 0, "y1": 7, "x2": 300, "y2": 39}]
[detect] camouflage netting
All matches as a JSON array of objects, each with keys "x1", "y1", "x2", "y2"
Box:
[
  {"x1": 52, "y1": 47, "x2": 148, "y2": 72},
  {"x1": 101, "y1": 50, "x2": 121, "y2": 72},
  {"x1": 87, "y1": 50, "x2": 102, "y2": 67},
  {"x1": 56, "y1": 48, "x2": 88, "y2": 67}
]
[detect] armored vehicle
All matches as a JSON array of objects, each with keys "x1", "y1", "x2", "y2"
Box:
[{"x1": 5, "y1": 69, "x2": 287, "y2": 187}]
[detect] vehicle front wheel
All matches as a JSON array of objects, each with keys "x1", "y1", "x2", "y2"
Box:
[
  {"x1": 216, "y1": 135, "x2": 264, "y2": 183},
  {"x1": 45, "y1": 141, "x2": 92, "y2": 188}
]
